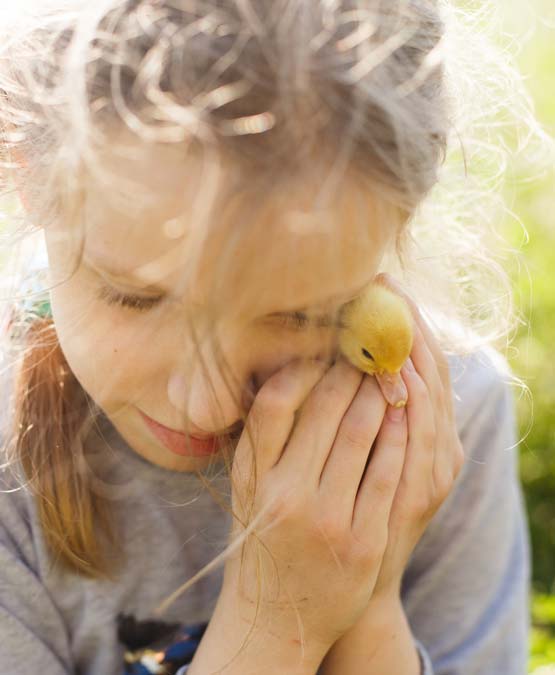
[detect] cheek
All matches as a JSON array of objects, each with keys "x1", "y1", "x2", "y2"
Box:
[{"x1": 50, "y1": 282, "x2": 162, "y2": 407}]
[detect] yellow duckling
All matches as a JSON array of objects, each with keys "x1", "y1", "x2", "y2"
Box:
[{"x1": 338, "y1": 282, "x2": 413, "y2": 408}]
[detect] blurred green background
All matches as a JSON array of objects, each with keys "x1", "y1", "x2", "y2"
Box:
[
  {"x1": 0, "y1": 0, "x2": 552, "y2": 670},
  {"x1": 498, "y1": 0, "x2": 555, "y2": 671}
]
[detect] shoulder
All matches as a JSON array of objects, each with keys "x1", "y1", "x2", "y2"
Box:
[
  {"x1": 0, "y1": 476, "x2": 39, "y2": 582},
  {"x1": 405, "y1": 345, "x2": 524, "y2": 560},
  {"x1": 0, "y1": 351, "x2": 38, "y2": 567},
  {"x1": 446, "y1": 345, "x2": 518, "y2": 439}
]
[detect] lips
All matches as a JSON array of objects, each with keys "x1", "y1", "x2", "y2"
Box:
[{"x1": 139, "y1": 410, "x2": 221, "y2": 457}]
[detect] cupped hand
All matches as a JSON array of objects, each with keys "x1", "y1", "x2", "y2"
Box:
[
  {"x1": 222, "y1": 355, "x2": 409, "y2": 655},
  {"x1": 370, "y1": 273, "x2": 466, "y2": 599}
]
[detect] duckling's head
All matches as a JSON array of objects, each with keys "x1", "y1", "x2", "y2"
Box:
[{"x1": 337, "y1": 283, "x2": 414, "y2": 405}]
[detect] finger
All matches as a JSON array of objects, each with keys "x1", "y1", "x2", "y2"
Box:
[
  {"x1": 375, "y1": 274, "x2": 459, "y2": 492},
  {"x1": 318, "y1": 374, "x2": 387, "y2": 520},
  {"x1": 432, "y1": 424, "x2": 457, "y2": 493},
  {"x1": 398, "y1": 357, "x2": 436, "y2": 494},
  {"x1": 276, "y1": 357, "x2": 364, "y2": 482},
  {"x1": 235, "y1": 358, "x2": 329, "y2": 483},
  {"x1": 410, "y1": 321, "x2": 446, "y2": 414},
  {"x1": 352, "y1": 402, "x2": 408, "y2": 536}
]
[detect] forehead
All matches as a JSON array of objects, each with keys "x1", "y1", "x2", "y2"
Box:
[{"x1": 80, "y1": 141, "x2": 399, "y2": 315}]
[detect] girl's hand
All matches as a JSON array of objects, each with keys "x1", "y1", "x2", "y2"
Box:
[
  {"x1": 370, "y1": 273, "x2": 466, "y2": 599},
  {"x1": 316, "y1": 274, "x2": 466, "y2": 674},
  {"x1": 220, "y1": 354, "x2": 409, "y2": 658}
]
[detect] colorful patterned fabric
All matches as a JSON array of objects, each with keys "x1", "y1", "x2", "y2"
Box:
[{"x1": 122, "y1": 621, "x2": 207, "y2": 675}]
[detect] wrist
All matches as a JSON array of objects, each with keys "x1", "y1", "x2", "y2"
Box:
[
  {"x1": 188, "y1": 586, "x2": 327, "y2": 675},
  {"x1": 319, "y1": 592, "x2": 420, "y2": 675},
  {"x1": 366, "y1": 587, "x2": 404, "y2": 620}
]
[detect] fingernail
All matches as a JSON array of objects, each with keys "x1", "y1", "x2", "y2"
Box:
[
  {"x1": 404, "y1": 358, "x2": 415, "y2": 372},
  {"x1": 386, "y1": 404, "x2": 405, "y2": 422}
]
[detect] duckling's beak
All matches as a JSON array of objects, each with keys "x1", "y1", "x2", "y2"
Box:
[{"x1": 375, "y1": 371, "x2": 408, "y2": 408}]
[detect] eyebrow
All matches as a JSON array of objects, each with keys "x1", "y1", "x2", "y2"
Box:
[{"x1": 84, "y1": 257, "x2": 171, "y2": 294}]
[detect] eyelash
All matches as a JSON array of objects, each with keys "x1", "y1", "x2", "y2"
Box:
[
  {"x1": 277, "y1": 312, "x2": 310, "y2": 329},
  {"x1": 97, "y1": 286, "x2": 164, "y2": 312},
  {"x1": 98, "y1": 285, "x2": 337, "y2": 328},
  {"x1": 276, "y1": 312, "x2": 337, "y2": 330}
]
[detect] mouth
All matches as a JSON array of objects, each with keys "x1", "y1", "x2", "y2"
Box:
[{"x1": 138, "y1": 410, "x2": 224, "y2": 458}]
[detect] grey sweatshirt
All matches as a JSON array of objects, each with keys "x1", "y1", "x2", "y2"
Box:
[{"x1": 0, "y1": 346, "x2": 531, "y2": 674}]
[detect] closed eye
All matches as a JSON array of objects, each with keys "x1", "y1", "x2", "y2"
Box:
[
  {"x1": 274, "y1": 311, "x2": 339, "y2": 330},
  {"x1": 362, "y1": 348, "x2": 375, "y2": 361},
  {"x1": 97, "y1": 285, "x2": 165, "y2": 312},
  {"x1": 277, "y1": 312, "x2": 310, "y2": 329}
]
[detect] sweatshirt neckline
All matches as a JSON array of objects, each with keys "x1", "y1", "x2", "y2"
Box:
[{"x1": 87, "y1": 413, "x2": 230, "y2": 494}]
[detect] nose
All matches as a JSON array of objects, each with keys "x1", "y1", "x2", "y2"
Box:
[
  {"x1": 166, "y1": 331, "x2": 337, "y2": 437},
  {"x1": 167, "y1": 365, "x2": 257, "y2": 437}
]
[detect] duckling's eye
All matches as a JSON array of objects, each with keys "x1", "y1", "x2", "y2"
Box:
[{"x1": 361, "y1": 348, "x2": 375, "y2": 361}]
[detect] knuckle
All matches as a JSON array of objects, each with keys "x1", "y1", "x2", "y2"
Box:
[
  {"x1": 433, "y1": 473, "x2": 455, "y2": 504},
  {"x1": 259, "y1": 482, "x2": 303, "y2": 522},
  {"x1": 421, "y1": 423, "x2": 436, "y2": 448},
  {"x1": 341, "y1": 418, "x2": 372, "y2": 451},
  {"x1": 411, "y1": 374, "x2": 428, "y2": 398},
  {"x1": 437, "y1": 396, "x2": 450, "y2": 421},
  {"x1": 392, "y1": 422, "x2": 408, "y2": 444},
  {"x1": 313, "y1": 512, "x2": 345, "y2": 543},
  {"x1": 398, "y1": 474, "x2": 447, "y2": 519},
  {"x1": 432, "y1": 467, "x2": 454, "y2": 506},
  {"x1": 254, "y1": 385, "x2": 292, "y2": 416},
  {"x1": 361, "y1": 372, "x2": 381, "y2": 393},
  {"x1": 352, "y1": 527, "x2": 388, "y2": 562},
  {"x1": 372, "y1": 472, "x2": 397, "y2": 497},
  {"x1": 395, "y1": 480, "x2": 428, "y2": 517},
  {"x1": 437, "y1": 353, "x2": 450, "y2": 377},
  {"x1": 406, "y1": 493, "x2": 433, "y2": 519},
  {"x1": 255, "y1": 359, "x2": 327, "y2": 413},
  {"x1": 410, "y1": 486, "x2": 441, "y2": 519},
  {"x1": 317, "y1": 382, "x2": 347, "y2": 416}
]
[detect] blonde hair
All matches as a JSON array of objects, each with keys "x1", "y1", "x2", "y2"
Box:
[{"x1": 0, "y1": 0, "x2": 548, "y2": 665}]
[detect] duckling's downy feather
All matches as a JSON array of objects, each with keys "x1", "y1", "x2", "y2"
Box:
[{"x1": 337, "y1": 282, "x2": 414, "y2": 406}]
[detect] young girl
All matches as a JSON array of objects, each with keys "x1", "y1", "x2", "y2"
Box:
[{"x1": 0, "y1": 1, "x2": 536, "y2": 674}]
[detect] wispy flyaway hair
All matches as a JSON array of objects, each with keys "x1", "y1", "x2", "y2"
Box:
[
  {"x1": 1, "y1": 0, "x2": 447, "y2": 217},
  {"x1": 0, "y1": 0, "x2": 548, "y2": 614},
  {"x1": 0, "y1": 1, "x2": 548, "y2": 348}
]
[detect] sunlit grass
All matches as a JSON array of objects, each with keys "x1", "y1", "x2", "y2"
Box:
[
  {"x1": 500, "y1": 0, "x2": 555, "y2": 599},
  {"x1": 496, "y1": 0, "x2": 555, "y2": 671},
  {"x1": 531, "y1": 595, "x2": 555, "y2": 672}
]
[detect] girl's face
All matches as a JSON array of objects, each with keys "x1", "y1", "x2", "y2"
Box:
[{"x1": 45, "y1": 143, "x2": 399, "y2": 472}]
